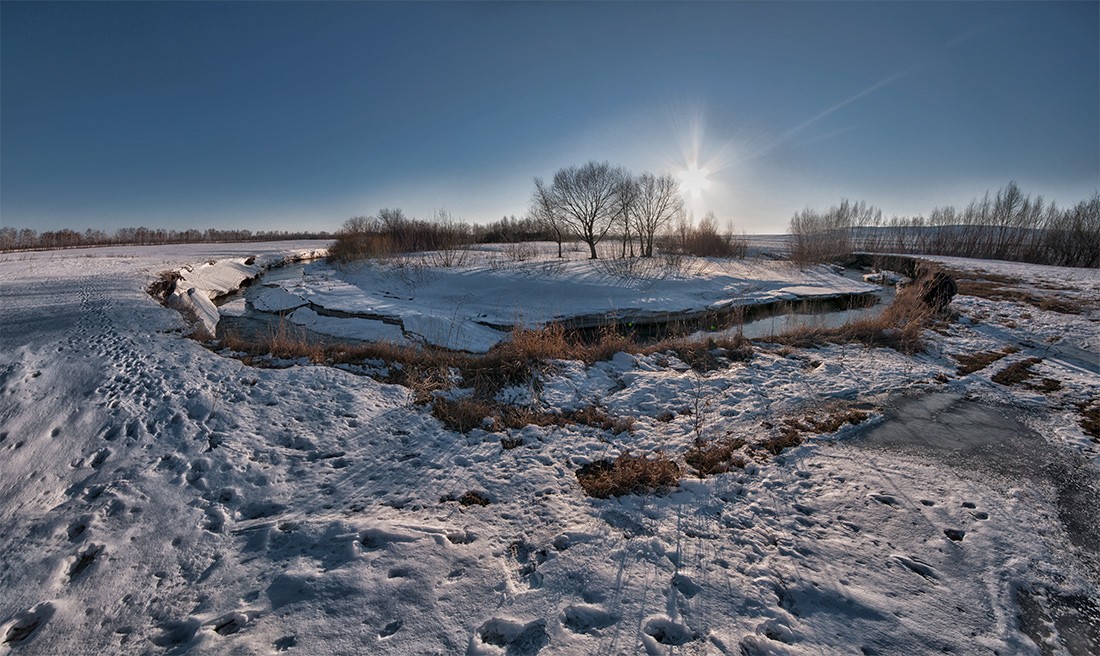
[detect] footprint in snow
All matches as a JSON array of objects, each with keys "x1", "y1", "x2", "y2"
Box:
[
  {"x1": 643, "y1": 617, "x2": 697, "y2": 647},
  {"x1": 560, "y1": 604, "x2": 618, "y2": 634},
  {"x1": 475, "y1": 618, "x2": 548, "y2": 655},
  {"x1": 2, "y1": 602, "x2": 55, "y2": 646},
  {"x1": 893, "y1": 554, "x2": 939, "y2": 581},
  {"x1": 67, "y1": 543, "x2": 104, "y2": 581}
]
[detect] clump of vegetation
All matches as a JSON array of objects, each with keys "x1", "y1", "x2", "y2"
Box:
[
  {"x1": 763, "y1": 281, "x2": 935, "y2": 354},
  {"x1": 759, "y1": 427, "x2": 803, "y2": 456},
  {"x1": 760, "y1": 408, "x2": 869, "y2": 456},
  {"x1": 328, "y1": 208, "x2": 472, "y2": 264},
  {"x1": 675, "y1": 212, "x2": 748, "y2": 258},
  {"x1": 788, "y1": 183, "x2": 1099, "y2": 268},
  {"x1": 955, "y1": 346, "x2": 1019, "y2": 375},
  {"x1": 991, "y1": 357, "x2": 1043, "y2": 386},
  {"x1": 685, "y1": 437, "x2": 747, "y2": 477},
  {"x1": 1077, "y1": 402, "x2": 1100, "y2": 441},
  {"x1": 988, "y1": 357, "x2": 1064, "y2": 393},
  {"x1": 575, "y1": 452, "x2": 681, "y2": 499},
  {"x1": 441, "y1": 491, "x2": 492, "y2": 507},
  {"x1": 950, "y1": 271, "x2": 1087, "y2": 316},
  {"x1": 666, "y1": 336, "x2": 753, "y2": 373},
  {"x1": 429, "y1": 396, "x2": 634, "y2": 435},
  {"x1": 146, "y1": 270, "x2": 181, "y2": 301}
]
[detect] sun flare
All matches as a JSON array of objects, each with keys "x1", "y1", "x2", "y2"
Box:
[{"x1": 678, "y1": 164, "x2": 711, "y2": 198}]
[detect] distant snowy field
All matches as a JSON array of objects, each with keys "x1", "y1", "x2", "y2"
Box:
[{"x1": 1, "y1": 242, "x2": 1097, "y2": 655}]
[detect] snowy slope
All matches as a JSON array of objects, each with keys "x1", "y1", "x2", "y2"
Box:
[{"x1": 1, "y1": 243, "x2": 1097, "y2": 655}]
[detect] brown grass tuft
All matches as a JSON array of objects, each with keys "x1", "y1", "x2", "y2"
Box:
[
  {"x1": 430, "y1": 395, "x2": 635, "y2": 435},
  {"x1": 759, "y1": 428, "x2": 803, "y2": 456},
  {"x1": 990, "y1": 357, "x2": 1043, "y2": 386},
  {"x1": 431, "y1": 397, "x2": 497, "y2": 433},
  {"x1": 575, "y1": 452, "x2": 681, "y2": 499},
  {"x1": 1077, "y1": 402, "x2": 1100, "y2": 441},
  {"x1": 955, "y1": 346, "x2": 1020, "y2": 375},
  {"x1": 685, "y1": 437, "x2": 747, "y2": 477},
  {"x1": 762, "y1": 284, "x2": 934, "y2": 354}
]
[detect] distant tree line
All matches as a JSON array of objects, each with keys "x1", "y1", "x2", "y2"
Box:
[
  {"x1": 0, "y1": 226, "x2": 333, "y2": 252},
  {"x1": 789, "y1": 183, "x2": 1100, "y2": 268},
  {"x1": 329, "y1": 160, "x2": 750, "y2": 266}
]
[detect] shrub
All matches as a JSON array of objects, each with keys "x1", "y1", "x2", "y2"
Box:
[
  {"x1": 685, "y1": 438, "x2": 747, "y2": 477},
  {"x1": 759, "y1": 428, "x2": 803, "y2": 456},
  {"x1": 575, "y1": 452, "x2": 681, "y2": 498},
  {"x1": 328, "y1": 209, "x2": 472, "y2": 264},
  {"x1": 678, "y1": 212, "x2": 746, "y2": 257}
]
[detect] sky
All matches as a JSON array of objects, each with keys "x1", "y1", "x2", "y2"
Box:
[{"x1": 2, "y1": 1, "x2": 1097, "y2": 234}]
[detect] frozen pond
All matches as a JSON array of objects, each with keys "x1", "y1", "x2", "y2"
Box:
[
  {"x1": 217, "y1": 261, "x2": 892, "y2": 348},
  {"x1": 854, "y1": 392, "x2": 1100, "y2": 655}
]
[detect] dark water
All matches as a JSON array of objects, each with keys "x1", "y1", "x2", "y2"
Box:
[{"x1": 855, "y1": 393, "x2": 1100, "y2": 655}]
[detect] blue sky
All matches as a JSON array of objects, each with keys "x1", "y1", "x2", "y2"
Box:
[{"x1": 2, "y1": 1, "x2": 1097, "y2": 233}]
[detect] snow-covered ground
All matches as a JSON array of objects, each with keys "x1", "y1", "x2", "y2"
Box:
[{"x1": 1, "y1": 243, "x2": 1097, "y2": 655}]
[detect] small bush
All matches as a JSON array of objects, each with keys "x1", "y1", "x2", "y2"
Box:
[
  {"x1": 678, "y1": 213, "x2": 746, "y2": 258},
  {"x1": 431, "y1": 397, "x2": 496, "y2": 433},
  {"x1": 565, "y1": 406, "x2": 634, "y2": 434},
  {"x1": 576, "y1": 452, "x2": 681, "y2": 498},
  {"x1": 685, "y1": 438, "x2": 747, "y2": 477},
  {"x1": 459, "y1": 491, "x2": 491, "y2": 506},
  {"x1": 759, "y1": 428, "x2": 803, "y2": 456}
]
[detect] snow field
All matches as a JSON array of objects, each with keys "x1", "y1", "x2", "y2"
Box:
[{"x1": 0, "y1": 243, "x2": 1096, "y2": 654}]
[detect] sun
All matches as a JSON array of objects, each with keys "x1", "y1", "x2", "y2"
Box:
[{"x1": 678, "y1": 164, "x2": 711, "y2": 198}]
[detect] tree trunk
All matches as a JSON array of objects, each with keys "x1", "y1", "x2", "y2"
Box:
[{"x1": 588, "y1": 240, "x2": 598, "y2": 259}]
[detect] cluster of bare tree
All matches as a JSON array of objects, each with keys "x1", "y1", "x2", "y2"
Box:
[
  {"x1": 789, "y1": 183, "x2": 1100, "y2": 268},
  {"x1": 477, "y1": 215, "x2": 557, "y2": 244},
  {"x1": 531, "y1": 161, "x2": 685, "y2": 259},
  {"x1": 0, "y1": 226, "x2": 332, "y2": 252},
  {"x1": 328, "y1": 208, "x2": 473, "y2": 263}
]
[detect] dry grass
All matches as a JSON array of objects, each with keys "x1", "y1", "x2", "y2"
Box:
[
  {"x1": 575, "y1": 452, "x2": 681, "y2": 499},
  {"x1": 665, "y1": 336, "x2": 753, "y2": 373},
  {"x1": 440, "y1": 490, "x2": 492, "y2": 506},
  {"x1": 1077, "y1": 402, "x2": 1100, "y2": 441},
  {"x1": 759, "y1": 428, "x2": 803, "y2": 456},
  {"x1": 429, "y1": 396, "x2": 635, "y2": 435},
  {"x1": 947, "y1": 268, "x2": 1086, "y2": 316},
  {"x1": 763, "y1": 285, "x2": 934, "y2": 354},
  {"x1": 685, "y1": 437, "x2": 747, "y2": 477},
  {"x1": 990, "y1": 357, "x2": 1043, "y2": 386},
  {"x1": 146, "y1": 270, "x2": 181, "y2": 301},
  {"x1": 759, "y1": 408, "x2": 869, "y2": 456},
  {"x1": 955, "y1": 345, "x2": 1020, "y2": 375}
]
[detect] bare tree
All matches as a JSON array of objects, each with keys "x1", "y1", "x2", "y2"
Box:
[
  {"x1": 634, "y1": 173, "x2": 683, "y2": 257},
  {"x1": 615, "y1": 175, "x2": 640, "y2": 258},
  {"x1": 547, "y1": 161, "x2": 626, "y2": 259},
  {"x1": 530, "y1": 177, "x2": 567, "y2": 258}
]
